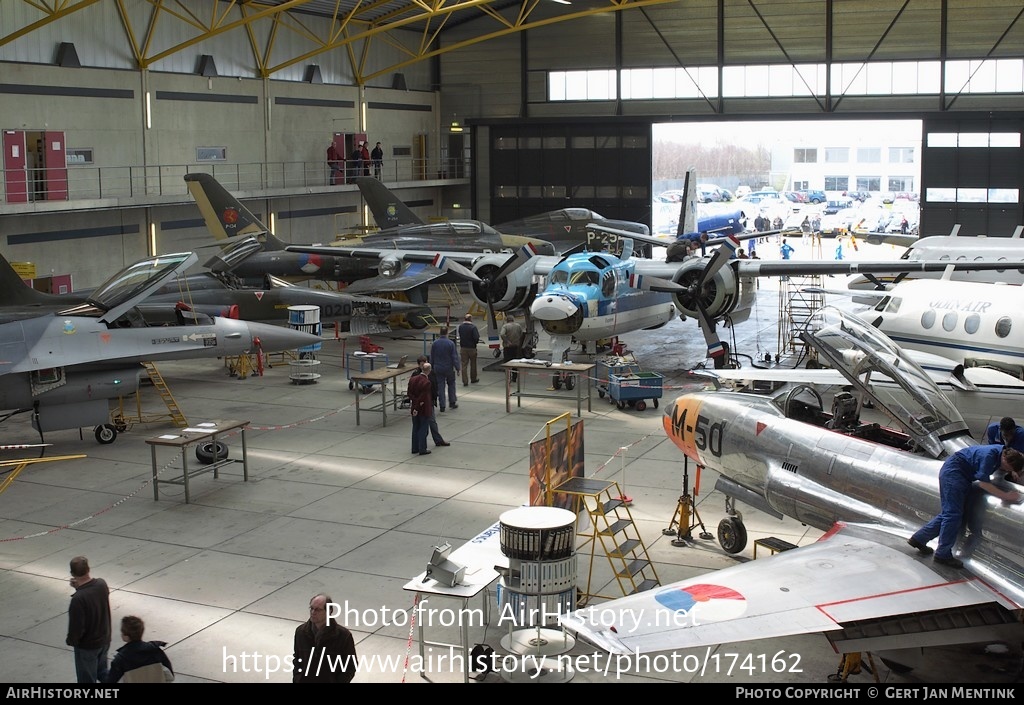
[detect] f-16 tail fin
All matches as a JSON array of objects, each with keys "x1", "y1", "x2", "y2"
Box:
[
  {"x1": 355, "y1": 176, "x2": 424, "y2": 228},
  {"x1": 184, "y1": 173, "x2": 287, "y2": 250},
  {"x1": 676, "y1": 168, "x2": 699, "y2": 240},
  {"x1": 0, "y1": 252, "x2": 69, "y2": 307}
]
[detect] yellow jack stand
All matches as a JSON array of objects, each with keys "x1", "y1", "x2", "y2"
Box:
[
  {"x1": 662, "y1": 458, "x2": 714, "y2": 546},
  {"x1": 828, "y1": 652, "x2": 879, "y2": 683}
]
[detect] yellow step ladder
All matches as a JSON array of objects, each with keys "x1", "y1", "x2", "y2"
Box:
[
  {"x1": 437, "y1": 283, "x2": 464, "y2": 306},
  {"x1": 466, "y1": 301, "x2": 504, "y2": 322},
  {"x1": 112, "y1": 362, "x2": 188, "y2": 430},
  {"x1": 553, "y1": 476, "x2": 660, "y2": 607}
]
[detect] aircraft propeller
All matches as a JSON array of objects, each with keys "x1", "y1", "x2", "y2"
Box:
[
  {"x1": 680, "y1": 234, "x2": 740, "y2": 368},
  {"x1": 472, "y1": 243, "x2": 541, "y2": 351}
]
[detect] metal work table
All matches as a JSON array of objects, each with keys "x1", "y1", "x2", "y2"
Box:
[
  {"x1": 502, "y1": 361, "x2": 595, "y2": 417},
  {"x1": 145, "y1": 419, "x2": 249, "y2": 503},
  {"x1": 350, "y1": 366, "x2": 416, "y2": 426},
  {"x1": 402, "y1": 521, "x2": 504, "y2": 683}
]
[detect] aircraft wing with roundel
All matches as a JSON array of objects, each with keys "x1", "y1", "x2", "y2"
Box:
[
  {"x1": 561, "y1": 522, "x2": 1018, "y2": 656},
  {"x1": 341, "y1": 265, "x2": 450, "y2": 295}
]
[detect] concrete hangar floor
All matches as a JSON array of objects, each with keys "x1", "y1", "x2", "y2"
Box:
[{"x1": 1, "y1": 259, "x2": 1020, "y2": 684}]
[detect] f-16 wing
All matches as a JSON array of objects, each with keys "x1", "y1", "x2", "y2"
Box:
[{"x1": 562, "y1": 522, "x2": 1018, "y2": 656}]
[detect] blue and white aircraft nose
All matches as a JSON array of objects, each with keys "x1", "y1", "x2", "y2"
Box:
[
  {"x1": 531, "y1": 291, "x2": 585, "y2": 335},
  {"x1": 531, "y1": 292, "x2": 581, "y2": 322}
]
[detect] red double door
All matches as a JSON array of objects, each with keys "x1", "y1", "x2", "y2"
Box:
[{"x1": 3, "y1": 129, "x2": 67, "y2": 203}]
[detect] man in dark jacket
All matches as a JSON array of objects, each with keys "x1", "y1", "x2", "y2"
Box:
[
  {"x1": 105, "y1": 615, "x2": 174, "y2": 682},
  {"x1": 457, "y1": 313, "x2": 481, "y2": 386},
  {"x1": 293, "y1": 594, "x2": 357, "y2": 683},
  {"x1": 67, "y1": 556, "x2": 111, "y2": 683},
  {"x1": 370, "y1": 141, "x2": 384, "y2": 180},
  {"x1": 408, "y1": 368, "x2": 435, "y2": 455},
  {"x1": 326, "y1": 142, "x2": 342, "y2": 185},
  {"x1": 412, "y1": 357, "x2": 450, "y2": 448}
]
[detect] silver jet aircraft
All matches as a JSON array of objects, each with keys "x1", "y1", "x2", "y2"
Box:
[
  {"x1": 0, "y1": 251, "x2": 322, "y2": 444},
  {"x1": 563, "y1": 307, "x2": 1023, "y2": 669}
]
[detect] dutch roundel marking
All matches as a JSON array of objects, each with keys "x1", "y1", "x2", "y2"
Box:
[{"x1": 654, "y1": 583, "x2": 747, "y2": 622}]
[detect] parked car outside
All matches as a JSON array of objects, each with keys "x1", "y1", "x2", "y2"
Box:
[
  {"x1": 823, "y1": 198, "x2": 853, "y2": 215},
  {"x1": 799, "y1": 189, "x2": 827, "y2": 204}
]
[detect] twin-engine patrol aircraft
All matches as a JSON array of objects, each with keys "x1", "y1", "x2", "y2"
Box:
[
  {"x1": 563, "y1": 307, "x2": 1024, "y2": 667},
  {"x1": 0, "y1": 251, "x2": 321, "y2": 444},
  {"x1": 285, "y1": 234, "x2": 1024, "y2": 368}
]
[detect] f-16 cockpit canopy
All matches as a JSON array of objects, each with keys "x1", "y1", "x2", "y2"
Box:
[
  {"x1": 59, "y1": 252, "x2": 198, "y2": 323},
  {"x1": 801, "y1": 306, "x2": 970, "y2": 459}
]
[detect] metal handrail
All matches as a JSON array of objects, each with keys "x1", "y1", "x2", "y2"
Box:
[{"x1": 0, "y1": 157, "x2": 470, "y2": 206}]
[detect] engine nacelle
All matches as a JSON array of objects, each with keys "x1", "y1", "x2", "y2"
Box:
[
  {"x1": 379, "y1": 255, "x2": 402, "y2": 278},
  {"x1": 469, "y1": 254, "x2": 537, "y2": 312},
  {"x1": 670, "y1": 259, "x2": 740, "y2": 321}
]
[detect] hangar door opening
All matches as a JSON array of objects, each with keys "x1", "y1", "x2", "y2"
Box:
[{"x1": 652, "y1": 120, "x2": 922, "y2": 239}]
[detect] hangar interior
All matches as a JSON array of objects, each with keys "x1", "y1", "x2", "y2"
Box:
[{"x1": 1, "y1": 0, "x2": 1024, "y2": 684}]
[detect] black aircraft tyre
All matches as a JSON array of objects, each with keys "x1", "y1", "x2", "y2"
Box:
[
  {"x1": 95, "y1": 424, "x2": 117, "y2": 444},
  {"x1": 196, "y1": 441, "x2": 230, "y2": 464},
  {"x1": 565, "y1": 375, "x2": 576, "y2": 391},
  {"x1": 717, "y1": 517, "x2": 748, "y2": 554}
]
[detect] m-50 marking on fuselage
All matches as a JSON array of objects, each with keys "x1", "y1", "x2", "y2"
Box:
[{"x1": 667, "y1": 401, "x2": 725, "y2": 458}]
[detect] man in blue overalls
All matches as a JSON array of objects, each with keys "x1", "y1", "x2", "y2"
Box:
[{"x1": 908, "y1": 445, "x2": 1022, "y2": 569}]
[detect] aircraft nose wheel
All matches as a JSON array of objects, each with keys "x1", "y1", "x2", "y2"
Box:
[
  {"x1": 717, "y1": 517, "x2": 748, "y2": 554},
  {"x1": 94, "y1": 424, "x2": 118, "y2": 444}
]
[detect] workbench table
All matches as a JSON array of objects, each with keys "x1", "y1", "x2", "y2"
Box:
[
  {"x1": 350, "y1": 366, "x2": 417, "y2": 426},
  {"x1": 501, "y1": 361, "x2": 594, "y2": 417},
  {"x1": 146, "y1": 419, "x2": 249, "y2": 503}
]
